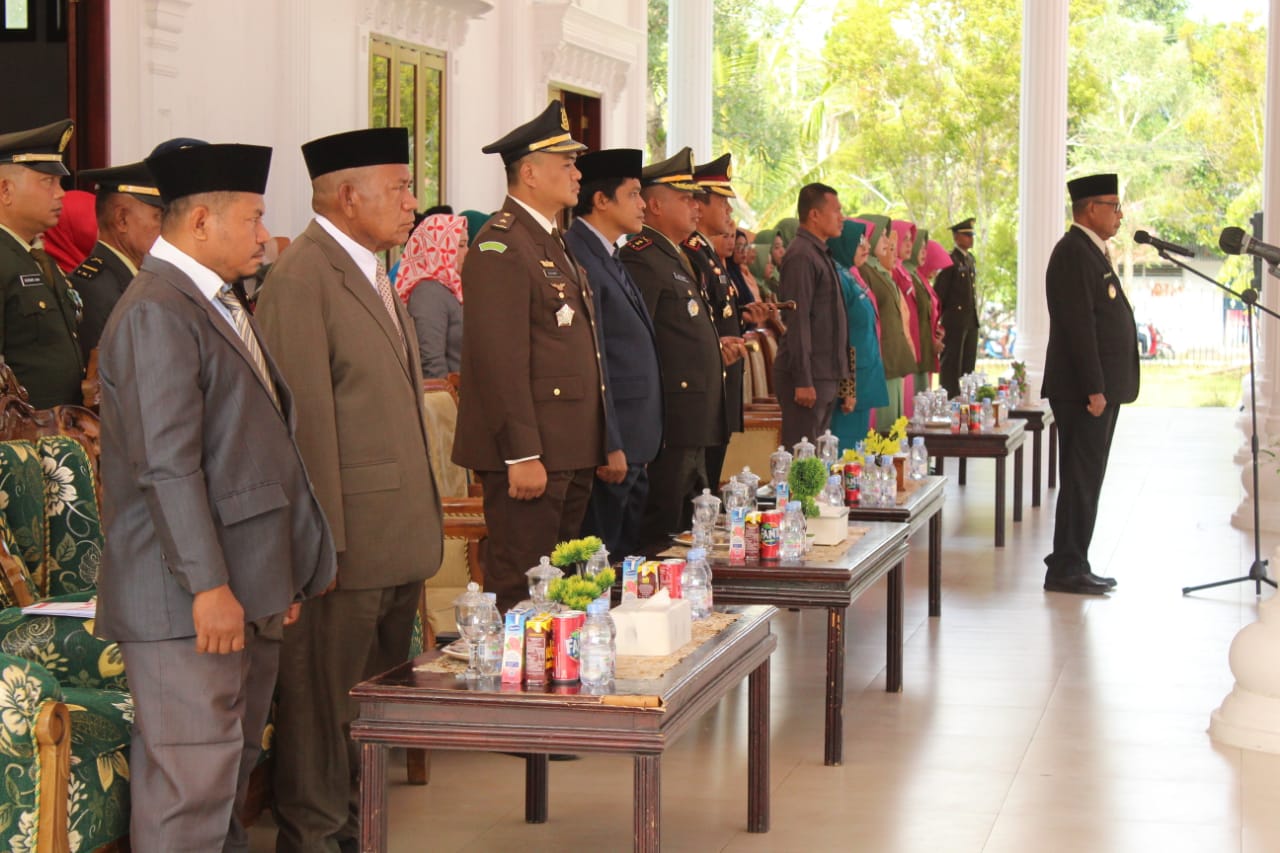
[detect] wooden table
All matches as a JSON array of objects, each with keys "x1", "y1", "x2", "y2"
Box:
[
  {"x1": 847, "y1": 476, "x2": 947, "y2": 618},
  {"x1": 705, "y1": 521, "x2": 910, "y2": 766},
  {"x1": 350, "y1": 605, "x2": 778, "y2": 853},
  {"x1": 1010, "y1": 404, "x2": 1057, "y2": 507},
  {"x1": 908, "y1": 420, "x2": 1026, "y2": 547}
]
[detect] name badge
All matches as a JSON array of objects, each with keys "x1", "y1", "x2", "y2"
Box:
[
  {"x1": 19, "y1": 274, "x2": 43, "y2": 288},
  {"x1": 673, "y1": 272, "x2": 691, "y2": 284}
]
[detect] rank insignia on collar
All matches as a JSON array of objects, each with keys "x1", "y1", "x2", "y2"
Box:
[
  {"x1": 625, "y1": 236, "x2": 652, "y2": 251},
  {"x1": 687, "y1": 298, "x2": 700, "y2": 318}
]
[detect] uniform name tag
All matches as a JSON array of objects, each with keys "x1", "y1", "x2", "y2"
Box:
[
  {"x1": 673, "y1": 272, "x2": 691, "y2": 283},
  {"x1": 19, "y1": 274, "x2": 43, "y2": 288},
  {"x1": 543, "y1": 267, "x2": 563, "y2": 279}
]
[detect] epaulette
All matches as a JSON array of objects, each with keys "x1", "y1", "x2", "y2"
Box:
[
  {"x1": 490, "y1": 211, "x2": 514, "y2": 232},
  {"x1": 682, "y1": 234, "x2": 703, "y2": 250},
  {"x1": 624, "y1": 236, "x2": 652, "y2": 252},
  {"x1": 73, "y1": 257, "x2": 103, "y2": 280}
]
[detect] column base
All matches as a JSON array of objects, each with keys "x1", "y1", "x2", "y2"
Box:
[{"x1": 1210, "y1": 592, "x2": 1280, "y2": 754}]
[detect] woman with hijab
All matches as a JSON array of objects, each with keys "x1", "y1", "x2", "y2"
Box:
[
  {"x1": 726, "y1": 229, "x2": 760, "y2": 306},
  {"x1": 734, "y1": 229, "x2": 762, "y2": 301},
  {"x1": 912, "y1": 233, "x2": 952, "y2": 378},
  {"x1": 890, "y1": 220, "x2": 924, "y2": 411},
  {"x1": 902, "y1": 225, "x2": 939, "y2": 393},
  {"x1": 397, "y1": 212, "x2": 469, "y2": 378},
  {"x1": 774, "y1": 217, "x2": 800, "y2": 250},
  {"x1": 828, "y1": 218, "x2": 888, "y2": 443},
  {"x1": 42, "y1": 189, "x2": 98, "y2": 273},
  {"x1": 460, "y1": 209, "x2": 490, "y2": 246},
  {"x1": 857, "y1": 215, "x2": 916, "y2": 427},
  {"x1": 751, "y1": 228, "x2": 780, "y2": 296}
]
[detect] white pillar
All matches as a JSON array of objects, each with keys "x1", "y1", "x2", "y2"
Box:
[
  {"x1": 666, "y1": 0, "x2": 713, "y2": 158},
  {"x1": 1213, "y1": 0, "x2": 1280, "y2": 755},
  {"x1": 1012, "y1": 0, "x2": 1069, "y2": 399}
]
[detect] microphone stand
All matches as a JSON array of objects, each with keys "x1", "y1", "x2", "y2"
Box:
[{"x1": 1158, "y1": 249, "x2": 1278, "y2": 595}]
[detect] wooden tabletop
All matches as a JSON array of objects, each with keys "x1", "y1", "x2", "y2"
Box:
[{"x1": 907, "y1": 418, "x2": 1027, "y2": 457}]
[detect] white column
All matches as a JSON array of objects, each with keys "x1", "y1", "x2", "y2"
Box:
[
  {"x1": 666, "y1": 0, "x2": 712, "y2": 158},
  {"x1": 1012, "y1": 0, "x2": 1069, "y2": 399},
  {"x1": 1212, "y1": 0, "x2": 1280, "y2": 755}
]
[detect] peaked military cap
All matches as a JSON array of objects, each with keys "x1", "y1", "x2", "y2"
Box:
[
  {"x1": 641, "y1": 146, "x2": 698, "y2": 192},
  {"x1": 1067, "y1": 173, "x2": 1118, "y2": 202},
  {"x1": 693, "y1": 153, "x2": 736, "y2": 198},
  {"x1": 0, "y1": 119, "x2": 74, "y2": 176},
  {"x1": 79, "y1": 161, "x2": 163, "y2": 207},
  {"x1": 576, "y1": 148, "x2": 643, "y2": 185},
  {"x1": 145, "y1": 142, "x2": 272, "y2": 204},
  {"x1": 302, "y1": 127, "x2": 409, "y2": 180},
  {"x1": 482, "y1": 100, "x2": 587, "y2": 166},
  {"x1": 949, "y1": 218, "x2": 975, "y2": 234}
]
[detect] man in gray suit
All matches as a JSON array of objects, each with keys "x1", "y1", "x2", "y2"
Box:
[
  {"x1": 94, "y1": 142, "x2": 336, "y2": 852},
  {"x1": 256, "y1": 127, "x2": 443, "y2": 853},
  {"x1": 774, "y1": 183, "x2": 849, "y2": 447}
]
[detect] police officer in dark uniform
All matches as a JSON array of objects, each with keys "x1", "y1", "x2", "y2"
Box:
[
  {"x1": 620, "y1": 148, "x2": 729, "y2": 551},
  {"x1": 934, "y1": 217, "x2": 979, "y2": 397},
  {"x1": 73, "y1": 160, "x2": 164, "y2": 360},
  {"x1": 0, "y1": 119, "x2": 85, "y2": 408}
]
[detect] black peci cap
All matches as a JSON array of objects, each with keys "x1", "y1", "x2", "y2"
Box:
[
  {"x1": 576, "y1": 148, "x2": 643, "y2": 184},
  {"x1": 145, "y1": 142, "x2": 272, "y2": 204},
  {"x1": 693, "y1": 153, "x2": 736, "y2": 198},
  {"x1": 302, "y1": 127, "x2": 410, "y2": 180},
  {"x1": 482, "y1": 100, "x2": 588, "y2": 166},
  {"x1": 0, "y1": 119, "x2": 74, "y2": 176},
  {"x1": 79, "y1": 161, "x2": 164, "y2": 208},
  {"x1": 1067, "y1": 173, "x2": 1119, "y2": 202},
  {"x1": 641, "y1": 147, "x2": 698, "y2": 192}
]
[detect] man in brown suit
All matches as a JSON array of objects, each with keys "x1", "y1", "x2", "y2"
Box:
[
  {"x1": 452, "y1": 100, "x2": 607, "y2": 612},
  {"x1": 255, "y1": 127, "x2": 443, "y2": 853},
  {"x1": 95, "y1": 141, "x2": 336, "y2": 852}
]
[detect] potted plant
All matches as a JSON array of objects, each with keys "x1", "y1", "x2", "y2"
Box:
[
  {"x1": 550, "y1": 536, "x2": 604, "y2": 576},
  {"x1": 547, "y1": 567, "x2": 617, "y2": 612},
  {"x1": 788, "y1": 456, "x2": 848, "y2": 545}
]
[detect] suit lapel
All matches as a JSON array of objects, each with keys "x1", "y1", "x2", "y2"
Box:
[{"x1": 571, "y1": 221, "x2": 652, "y2": 336}]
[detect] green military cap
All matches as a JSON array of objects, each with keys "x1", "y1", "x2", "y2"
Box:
[
  {"x1": 693, "y1": 153, "x2": 736, "y2": 198},
  {"x1": 482, "y1": 100, "x2": 587, "y2": 166},
  {"x1": 79, "y1": 161, "x2": 164, "y2": 208},
  {"x1": 950, "y1": 218, "x2": 976, "y2": 234},
  {"x1": 641, "y1": 146, "x2": 699, "y2": 192},
  {"x1": 0, "y1": 119, "x2": 74, "y2": 176}
]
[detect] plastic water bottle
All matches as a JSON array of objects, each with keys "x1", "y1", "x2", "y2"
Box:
[
  {"x1": 821, "y1": 474, "x2": 845, "y2": 507},
  {"x1": 578, "y1": 599, "x2": 616, "y2": 689},
  {"x1": 478, "y1": 593, "x2": 504, "y2": 676},
  {"x1": 780, "y1": 500, "x2": 807, "y2": 560},
  {"x1": 910, "y1": 436, "x2": 928, "y2": 480},
  {"x1": 683, "y1": 547, "x2": 714, "y2": 620}
]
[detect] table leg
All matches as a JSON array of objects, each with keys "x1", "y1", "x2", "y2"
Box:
[
  {"x1": 1031, "y1": 428, "x2": 1043, "y2": 507},
  {"x1": 1048, "y1": 422, "x2": 1059, "y2": 489},
  {"x1": 1013, "y1": 445, "x2": 1024, "y2": 523},
  {"x1": 928, "y1": 509, "x2": 942, "y2": 618},
  {"x1": 886, "y1": 561, "x2": 904, "y2": 693},
  {"x1": 634, "y1": 754, "x2": 661, "y2": 852},
  {"x1": 935, "y1": 456, "x2": 945, "y2": 477},
  {"x1": 359, "y1": 743, "x2": 388, "y2": 853},
  {"x1": 995, "y1": 456, "x2": 1006, "y2": 547},
  {"x1": 824, "y1": 606, "x2": 847, "y2": 766},
  {"x1": 748, "y1": 658, "x2": 771, "y2": 833},
  {"x1": 525, "y1": 754, "x2": 549, "y2": 824},
  {"x1": 958, "y1": 457, "x2": 967, "y2": 486}
]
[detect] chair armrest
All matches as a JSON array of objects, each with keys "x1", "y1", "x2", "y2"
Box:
[{"x1": 35, "y1": 700, "x2": 71, "y2": 853}]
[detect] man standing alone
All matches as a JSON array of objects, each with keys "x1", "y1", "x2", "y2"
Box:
[
  {"x1": 1041, "y1": 173, "x2": 1138, "y2": 595},
  {"x1": 934, "y1": 217, "x2": 979, "y2": 397}
]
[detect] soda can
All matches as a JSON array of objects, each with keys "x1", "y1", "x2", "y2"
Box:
[
  {"x1": 551, "y1": 611, "x2": 585, "y2": 683},
  {"x1": 759, "y1": 509, "x2": 783, "y2": 559},
  {"x1": 659, "y1": 559, "x2": 685, "y2": 598},
  {"x1": 843, "y1": 461, "x2": 862, "y2": 505},
  {"x1": 969, "y1": 402, "x2": 982, "y2": 432}
]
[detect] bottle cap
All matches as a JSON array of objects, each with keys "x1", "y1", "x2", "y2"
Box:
[
  {"x1": 687, "y1": 547, "x2": 707, "y2": 561},
  {"x1": 483, "y1": 592, "x2": 497, "y2": 603},
  {"x1": 786, "y1": 500, "x2": 802, "y2": 511},
  {"x1": 912, "y1": 436, "x2": 925, "y2": 446},
  {"x1": 587, "y1": 599, "x2": 609, "y2": 616},
  {"x1": 827, "y1": 475, "x2": 841, "y2": 485}
]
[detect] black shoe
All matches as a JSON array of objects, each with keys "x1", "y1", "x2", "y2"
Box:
[
  {"x1": 1044, "y1": 574, "x2": 1111, "y2": 595},
  {"x1": 1087, "y1": 571, "x2": 1117, "y2": 588}
]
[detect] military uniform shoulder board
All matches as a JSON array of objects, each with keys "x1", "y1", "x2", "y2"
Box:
[
  {"x1": 73, "y1": 257, "x2": 104, "y2": 280},
  {"x1": 624, "y1": 236, "x2": 652, "y2": 252},
  {"x1": 683, "y1": 234, "x2": 703, "y2": 250},
  {"x1": 490, "y1": 211, "x2": 515, "y2": 232}
]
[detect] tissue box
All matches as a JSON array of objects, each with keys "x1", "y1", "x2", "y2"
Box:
[
  {"x1": 612, "y1": 590, "x2": 693, "y2": 656},
  {"x1": 808, "y1": 505, "x2": 849, "y2": 546}
]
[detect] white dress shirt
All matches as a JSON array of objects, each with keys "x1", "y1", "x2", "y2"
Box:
[
  {"x1": 149, "y1": 236, "x2": 235, "y2": 325},
  {"x1": 314, "y1": 214, "x2": 379, "y2": 291}
]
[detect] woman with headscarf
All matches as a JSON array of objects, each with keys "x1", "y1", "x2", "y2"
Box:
[
  {"x1": 774, "y1": 217, "x2": 800, "y2": 249},
  {"x1": 41, "y1": 189, "x2": 98, "y2": 273},
  {"x1": 733, "y1": 229, "x2": 762, "y2": 301},
  {"x1": 460, "y1": 209, "x2": 490, "y2": 246},
  {"x1": 912, "y1": 234, "x2": 953, "y2": 377},
  {"x1": 902, "y1": 225, "x2": 939, "y2": 393},
  {"x1": 397, "y1": 212, "x2": 469, "y2": 378},
  {"x1": 857, "y1": 215, "x2": 916, "y2": 428},
  {"x1": 725, "y1": 229, "x2": 760, "y2": 306},
  {"x1": 751, "y1": 227, "x2": 780, "y2": 296},
  {"x1": 889, "y1": 220, "x2": 924, "y2": 412},
  {"x1": 827, "y1": 218, "x2": 888, "y2": 444}
]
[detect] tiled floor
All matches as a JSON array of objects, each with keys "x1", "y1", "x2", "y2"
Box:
[{"x1": 251, "y1": 407, "x2": 1280, "y2": 852}]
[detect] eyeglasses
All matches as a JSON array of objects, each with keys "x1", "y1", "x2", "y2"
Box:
[{"x1": 1092, "y1": 200, "x2": 1123, "y2": 214}]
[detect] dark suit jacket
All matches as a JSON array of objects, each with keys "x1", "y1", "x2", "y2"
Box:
[
  {"x1": 565, "y1": 218, "x2": 663, "y2": 465},
  {"x1": 682, "y1": 232, "x2": 744, "y2": 434},
  {"x1": 934, "y1": 247, "x2": 978, "y2": 331},
  {"x1": 256, "y1": 220, "x2": 443, "y2": 589},
  {"x1": 1041, "y1": 225, "x2": 1140, "y2": 404},
  {"x1": 0, "y1": 229, "x2": 84, "y2": 407},
  {"x1": 72, "y1": 240, "x2": 134, "y2": 361},
  {"x1": 775, "y1": 228, "x2": 849, "y2": 386},
  {"x1": 620, "y1": 225, "x2": 728, "y2": 450},
  {"x1": 452, "y1": 198, "x2": 607, "y2": 473},
  {"x1": 95, "y1": 255, "x2": 336, "y2": 642}
]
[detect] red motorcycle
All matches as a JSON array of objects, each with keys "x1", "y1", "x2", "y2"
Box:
[{"x1": 1136, "y1": 320, "x2": 1174, "y2": 359}]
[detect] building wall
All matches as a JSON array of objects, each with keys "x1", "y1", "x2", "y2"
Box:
[{"x1": 107, "y1": 0, "x2": 646, "y2": 238}]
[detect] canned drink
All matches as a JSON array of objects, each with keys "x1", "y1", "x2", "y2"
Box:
[
  {"x1": 843, "y1": 461, "x2": 862, "y2": 505},
  {"x1": 551, "y1": 611, "x2": 585, "y2": 683},
  {"x1": 759, "y1": 509, "x2": 783, "y2": 559},
  {"x1": 744, "y1": 512, "x2": 761, "y2": 561},
  {"x1": 659, "y1": 559, "x2": 685, "y2": 598},
  {"x1": 969, "y1": 402, "x2": 982, "y2": 432}
]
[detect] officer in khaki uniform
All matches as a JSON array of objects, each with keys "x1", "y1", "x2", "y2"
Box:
[
  {"x1": 620, "y1": 148, "x2": 729, "y2": 551},
  {"x1": 452, "y1": 101, "x2": 607, "y2": 612},
  {"x1": 0, "y1": 119, "x2": 85, "y2": 407}
]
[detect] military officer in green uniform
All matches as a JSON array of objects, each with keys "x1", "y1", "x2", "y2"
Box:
[
  {"x1": 0, "y1": 119, "x2": 85, "y2": 408},
  {"x1": 935, "y1": 217, "x2": 979, "y2": 397},
  {"x1": 620, "y1": 148, "x2": 730, "y2": 550},
  {"x1": 73, "y1": 159, "x2": 164, "y2": 360}
]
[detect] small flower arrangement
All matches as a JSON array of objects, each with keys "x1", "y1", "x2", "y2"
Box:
[
  {"x1": 548, "y1": 568, "x2": 617, "y2": 611},
  {"x1": 1010, "y1": 361, "x2": 1027, "y2": 385},
  {"x1": 863, "y1": 416, "x2": 909, "y2": 458},
  {"x1": 788, "y1": 456, "x2": 829, "y2": 518},
  {"x1": 549, "y1": 536, "x2": 603, "y2": 569}
]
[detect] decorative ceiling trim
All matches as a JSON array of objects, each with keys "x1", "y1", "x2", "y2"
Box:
[
  {"x1": 534, "y1": 1, "x2": 643, "y2": 97},
  {"x1": 359, "y1": 0, "x2": 493, "y2": 53}
]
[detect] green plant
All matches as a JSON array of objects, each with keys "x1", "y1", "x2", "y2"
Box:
[
  {"x1": 975, "y1": 384, "x2": 997, "y2": 402},
  {"x1": 549, "y1": 536, "x2": 603, "y2": 569},
  {"x1": 789, "y1": 456, "x2": 827, "y2": 519},
  {"x1": 548, "y1": 567, "x2": 617, "y2": 612}
]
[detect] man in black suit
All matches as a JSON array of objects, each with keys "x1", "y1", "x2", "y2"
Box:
[
  {"x1": 934, "y1": 217, "x2": 979, "y2": 397},
  {"x1": 565, "y1": 149, "x2": 663, "y2": 558},
  {"x1": 1041, "y1": 173, "x2": 1139, "y2": 595}
]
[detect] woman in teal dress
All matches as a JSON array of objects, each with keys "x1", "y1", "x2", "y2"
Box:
[{"x1": 828, "y1": 218, "x2": 888, "y2": 445}]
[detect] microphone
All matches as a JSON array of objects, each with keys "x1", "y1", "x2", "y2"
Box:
[
  {"x1": 1134, "y1": 230, "x2": 1194, "y2": 258},
  {"x1": 1220, "y1": 226, "x2": 1280, "y2": 267}
]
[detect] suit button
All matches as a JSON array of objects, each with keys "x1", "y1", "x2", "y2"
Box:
[
  {"x1": 722, "y1": 371, "x2": 727, "y2": 379},
  {"x1": 37, "y1": 300, "x2": 46, "y2": 309},
  {"x1": 601, "y1": 385, "x2": 606, "y2": 393},
  {"x1": 553, "y1": 388, "x2": 561, "y2": 396},
  {"x1": 680, "y1": 381, "x2": 688, "y2": 389}
]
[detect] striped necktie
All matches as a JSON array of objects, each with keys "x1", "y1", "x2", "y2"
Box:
[
  {"x1": 374, "y1": 258, "x2": 406, "y2": 346},
  {"x1": 216, "y1": 287, "x2": 280, "y2": 409}
]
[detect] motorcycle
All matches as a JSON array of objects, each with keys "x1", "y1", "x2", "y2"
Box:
[{"x1": 1136, "y1": 320, "x2": 1174, "y2": 359}]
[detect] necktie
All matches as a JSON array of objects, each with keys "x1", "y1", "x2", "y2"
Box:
[
  {"x1": 216, "y1": 287, "x2": 280, "y2": 409},
  {"x1": 374, "y1": 258, "x2": 406, "y2": 347},
  {"x1": 29, "y1": 246, "x2": 59, "y2": 286}
]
